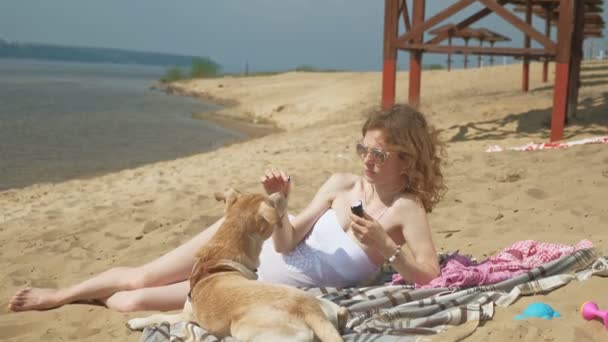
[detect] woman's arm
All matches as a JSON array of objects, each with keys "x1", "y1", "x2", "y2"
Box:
[
  {"x1": 382, "y1": 199, "x2": 440, "y2": 284},
  {"x1": 261, "y1": 170, "x2": 348, "y2": 254},
  {"x1": 350, "y1": 198, "x2": 440, "y2": 285}
]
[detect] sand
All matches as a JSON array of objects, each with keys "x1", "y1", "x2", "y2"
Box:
[{"x1": 1, "y1": 61, "x2": 607, "y2": 341}]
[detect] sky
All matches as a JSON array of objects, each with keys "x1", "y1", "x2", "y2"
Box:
[{"x1": 1, "y1": 0, "x2": 606, "y2": 73}]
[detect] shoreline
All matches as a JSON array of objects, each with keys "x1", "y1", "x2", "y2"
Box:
[
  {"x1": 152, "y1": 81, "x2": 240, "y2": 108},
  {"x1": 155, "y1": 80, "x2": 281, "y2": 141},
  {"x1": 192, "y1": 110, "x2": 281, "y2": 139}
]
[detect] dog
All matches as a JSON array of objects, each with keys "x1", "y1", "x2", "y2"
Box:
[{"x1": 128, "y1": 189, "x2": 344, "y2": 342}]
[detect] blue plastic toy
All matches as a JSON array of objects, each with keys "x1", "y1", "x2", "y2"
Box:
[{"x1": 514, "y1": 302, "x2": 561, "y2": 320}]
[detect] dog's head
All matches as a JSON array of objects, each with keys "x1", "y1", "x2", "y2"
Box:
[
  {"x1": 214, "y1": 188, "x2": 287, "y2": 240},
  {"x1": 190, "y1": 189, "x2": 287, "y2": 289}
]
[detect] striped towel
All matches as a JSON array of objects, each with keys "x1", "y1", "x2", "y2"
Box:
[{"x1": 140, "y1": 249, "x2": 607, "y2": 342}]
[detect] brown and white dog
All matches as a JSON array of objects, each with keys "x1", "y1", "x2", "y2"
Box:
[{"x1": 127, "y1": 189, "x2": 344, "y2": 342}]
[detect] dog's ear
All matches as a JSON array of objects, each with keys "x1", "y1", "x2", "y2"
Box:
[
  {"x1": 258, "y1": 201, "x2": 280, "y2": 226},
  {"x1": 214, "y1": 188, "x2": 239, "y2": 207}
]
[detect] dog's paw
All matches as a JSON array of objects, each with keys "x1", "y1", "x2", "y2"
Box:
[{"x1": 127, "y1": 317, "x2": 149, "y2": 331}]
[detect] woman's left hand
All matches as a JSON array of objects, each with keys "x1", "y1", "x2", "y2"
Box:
[{"x1": 350, "y1": 212, "x2": 392, "y2": 254}]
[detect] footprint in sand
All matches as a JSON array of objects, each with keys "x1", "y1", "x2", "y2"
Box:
[
  {"x1": 495, "y1": 170, "x2": 524, "y2": 183},
  {"x1": 193, "y1": 194, "x2": 210, "y2": 205},
  {"x1": 67, "y1": 327, "x2": 102, "y2": 340},
  {"x1": 525, "y1": 188, "x2": 547, "y2": 199},
  {"x1": 39, "y1": 230, "x2": 63, "y2": 242},
  {"x1": 114, "y1": 241, "x2": 131, "y2": 250},
  {"x1": 8, "y1": 269, "x2": 30, "y2": 287},
  {"x1": 142, "y1": 220, "x2": 163, "y2": 234},
  {"x1": 103, "y1": 231, "x2": 130, "y2": 241},
  {"x1": 461, "y1": 226, "x2": 482, "y2": 238},
  {"x1": 183, "y1": 215, "x2": 220, "y2": 236},
  {"x1": 0, "y1": 321, "x2": 47, "y2": 340},
  {"x1": 133, "y1": 199, "x2": 154, "y2": 207},
  {"x1": 44, "y1": 209, "x2": 62, "y2": 220}
]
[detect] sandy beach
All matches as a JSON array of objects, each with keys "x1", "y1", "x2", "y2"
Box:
[{"x1": 1, "y1": 61, "x2": 607, "y2": 341}]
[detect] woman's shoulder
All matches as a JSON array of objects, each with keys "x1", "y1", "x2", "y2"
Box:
[
  {"x1": 324, "y1": 173, "x2": 360, "y2": 189},
  {"x1": 393, "y1": 192, "x2": 426, "y2": 213}
]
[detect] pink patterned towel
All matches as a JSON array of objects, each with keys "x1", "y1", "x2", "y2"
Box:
[
  {"x1": 486, "y1": 136, "x2": 608, "y2": 152},
  {"x1": 391, "y1": 239, "x2": 593, "y2": 288}
]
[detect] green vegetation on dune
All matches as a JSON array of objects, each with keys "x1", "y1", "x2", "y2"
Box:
[
  {"x1": 423, "y1": 64, "x2": 444, "y2": 70},
  {"x1": 162, "y1": 63, "x2": 345, "y2": 83},
  {"x1": 160, "y1": 58, "x2": 221, "y2": 83},
  {"x1": 293, "y1": 65, "x2": 341, "y2": 72}
]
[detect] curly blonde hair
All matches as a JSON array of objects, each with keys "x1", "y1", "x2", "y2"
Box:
[{"x1": 362, "y1": 104, "x2": 447, "y2": 212}]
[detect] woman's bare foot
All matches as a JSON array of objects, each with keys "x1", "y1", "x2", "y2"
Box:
[{"x1": 8, "y1": 287, "x2": 65, "y2": 312}]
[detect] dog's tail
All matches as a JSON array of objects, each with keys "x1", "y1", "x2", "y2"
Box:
[{"x1": 303, "y1": 310, "x2": 343, "y2": 342}]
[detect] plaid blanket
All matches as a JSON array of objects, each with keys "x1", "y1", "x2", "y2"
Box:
[{"x1": 140, "y1": 249, "x2": 607, "y2": 342}]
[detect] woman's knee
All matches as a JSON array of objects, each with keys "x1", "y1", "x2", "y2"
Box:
[
  {"x1": 105, "y1": 282, "x2": 189, "y2": 313},
  {"x1": 105, "y1": 291, "x2": 147, "y2": 313},
  {"x1": 103, "y1": 266, "x2": 153, "y2": 291},
  {"x1": 124, "y1": 268, "x2": 159, "y2": 290}
]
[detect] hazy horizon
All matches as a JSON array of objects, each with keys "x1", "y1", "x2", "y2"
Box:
[{"x1": 1, "y1": 1, "x2": 606, "y2": 73}]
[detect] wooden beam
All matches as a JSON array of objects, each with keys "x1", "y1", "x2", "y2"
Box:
[
  {"x1": 399, "y1": 0, "x2": 411, "y2": 32},
  {"x1": 477, "y1": 0, "x2": 557, "y2": 51},
  {"x1": 395, "y1": 0, "x2": 475, "y2": 45},
  {"x1": 426, "y1": 2, "x2": 507, "y2": 46},
  {"x1": 395, "y1": 43, "x2": 556, "y2": 57}
]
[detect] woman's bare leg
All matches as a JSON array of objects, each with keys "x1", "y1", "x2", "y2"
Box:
[
  {"x1": 8, "y1": 217, "x2": 224, "y2": 312},
  {"x1": 104, "y1": 280, "x2": 190, "y2": 312}
]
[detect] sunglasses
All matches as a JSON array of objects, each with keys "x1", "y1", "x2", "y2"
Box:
[{"x1": 355, "y1": 142, "x2": 392, "y2": 165}]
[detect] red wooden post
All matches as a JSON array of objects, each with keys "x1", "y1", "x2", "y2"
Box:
[
  {"x1": 382, "y1": 0, "x2": 399, "y2": 110},
  {"x1": 551, "y1": 0, "x2": 574, "y2": 142},
  {"x1": 463, "y1": 38, "x2": 469, "y2": 69},
  {"x1": 408, "y1": 0, "x2": 425, "y2": 108},
  {"x1": 567, "y1": 0, "x2": 585, "y2": 119},
  {"x1": 522, "y1": 0, "x2": 531, "y2": 92},
  {"x1": 542, "y1": 6, "x2": 551, "y2": 83},
  {"x1": 478, "y1": 39, "x2": 483, "y2": 67},
  {"x1": 447, "y1": 35, "x2": 452, "y2": 71}
]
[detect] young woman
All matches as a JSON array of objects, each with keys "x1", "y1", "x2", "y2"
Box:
[{"x1": 9, "y1": 104, "x2": 446, "y2": 313}]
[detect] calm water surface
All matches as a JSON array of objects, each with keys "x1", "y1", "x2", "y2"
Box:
[{"x1": 0, "y1": 59, "x2": 244, "y2": 191}]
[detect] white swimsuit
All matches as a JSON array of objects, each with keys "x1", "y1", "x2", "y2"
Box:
[{"x1": 257, "y1": 209, "x2": 379, "y2": 288}]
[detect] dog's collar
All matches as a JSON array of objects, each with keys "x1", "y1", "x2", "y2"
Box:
[
  {"x1": 212, "y1": 259, "x2": 258, "y2": 280},
  {"x1": 186, "y1": 259, "x2": 257, "y2": 300}
]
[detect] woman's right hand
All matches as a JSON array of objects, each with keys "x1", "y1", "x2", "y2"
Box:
[{"x1": 260, "y1": 168, "x2": 291, "y2": 198}]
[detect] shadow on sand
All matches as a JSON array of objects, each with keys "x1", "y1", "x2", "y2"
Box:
[{"x1": 446, "y1": 67, "x2": 608, "y2": 142}]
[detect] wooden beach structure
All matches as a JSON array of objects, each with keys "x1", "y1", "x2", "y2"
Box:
[
  {"x1": 428, "y1": 25, "x2": 512, "y2": 70},
  {"x1": 476, "y1": 28, "x2": 512, "y2": 67},
  {"x1": 513, "y1": 3, "x2": 606, "y2": 85},
  {"x1": 382, "y1": 0, "x2": 605, "y2": 141}
]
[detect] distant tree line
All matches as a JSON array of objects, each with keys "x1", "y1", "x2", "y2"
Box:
[{"x1": 0, "y1": 39, "x2": 218, "y2": 68}]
